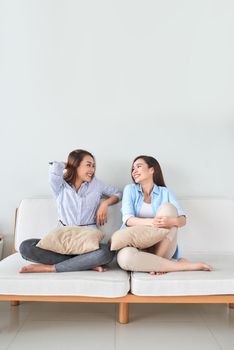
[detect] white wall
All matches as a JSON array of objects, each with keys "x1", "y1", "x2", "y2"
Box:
[{"x1": 0, "y1": 0, "x2": 234, "y2": 256}]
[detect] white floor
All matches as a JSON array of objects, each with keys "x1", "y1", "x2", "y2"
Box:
[{"x1": 1, "y1": 301, "x2": 234, "y2": 350}]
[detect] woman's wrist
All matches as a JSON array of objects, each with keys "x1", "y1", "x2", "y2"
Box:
[
  {"x1": 102, "y1": 195, "x2": 119, "y2": 207},
  {"x1": 101, "y1": 199, "x2": 109, "y2": 207}
]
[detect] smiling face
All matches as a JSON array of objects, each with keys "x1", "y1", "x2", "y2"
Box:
[
  {"x1": 76, "y1": 155, "x2": 96, "y2": 182},
  {"x1": 132, "y1": 158, "x2": 154, "y2": 184}
]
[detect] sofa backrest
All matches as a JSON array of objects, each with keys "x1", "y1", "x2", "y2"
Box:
[
  {"x1": 178, "y1": 198, "x2": 234, "y2": 254},
  {"x1": 14, "y1": 197, "x2": 234, "y2": 254}
]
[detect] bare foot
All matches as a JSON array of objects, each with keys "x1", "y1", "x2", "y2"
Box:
[
  {"x1": 19, "y1": 264, "x2": 55, "y2": 273},
  {"x1": 195, "y1": 262, "x2": 213, "y2": 271},
  {"x1": 176, "y1": 260, "x2": 212, "y2": 272},
  {"x1": 92, "y1": 266, "x2": 107, "y2": 272},
  {"x1": 149, "y1": 271, "x2": 167, "y2": 275}
]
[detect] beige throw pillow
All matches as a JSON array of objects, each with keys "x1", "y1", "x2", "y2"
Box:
[
  {"x1": 111, "y1": 226, "x2": 169, "y2": 251},
  {"x1": 36, "y1": 226, "x2": 104, "y2": 255}
]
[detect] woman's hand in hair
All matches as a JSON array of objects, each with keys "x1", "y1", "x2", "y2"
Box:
[{"x1": 96, "y1": 202, "x2": 108, "y2": 226}]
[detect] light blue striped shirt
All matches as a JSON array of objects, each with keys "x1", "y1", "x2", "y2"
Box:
[
  {"x1": 49, "y1": 162, "x2": 122, "y2": 226},
  {"x1": 121, "y1": 183, "x2": 186, "y2": 259}
]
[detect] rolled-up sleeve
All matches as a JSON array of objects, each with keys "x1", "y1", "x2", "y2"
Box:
[
  {"x1": 48, "y1": 161, "x2": 65, "y2": 197},
  {"x1": 121, "y1": 185, "x2": 136, "y2": 225},
  {"x1": 168, "y1": 190, "x2": 186, "y2": 216}
]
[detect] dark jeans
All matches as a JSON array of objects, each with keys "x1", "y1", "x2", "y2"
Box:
[{"x1": 19, "y1": 239, "x2": 115, "y2": 272}]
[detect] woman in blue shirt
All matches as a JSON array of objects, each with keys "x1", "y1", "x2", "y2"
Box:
[
  {"x1": 117, "y1": 155, "x2": 212, "y2": 274},
  {"x1": 19, "y1": 149, "x2": 122, "y2": 273}
]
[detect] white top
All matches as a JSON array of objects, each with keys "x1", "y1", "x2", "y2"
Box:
[{"x1": 139, "y1": 201, "x2": 153, "y2": 218}]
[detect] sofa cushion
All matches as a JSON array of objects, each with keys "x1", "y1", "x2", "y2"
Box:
[
  {"x1": 36, "y1": 226, "x2": 104, "y2": 254},
  {"x1": 111, "y1": 226, "x2": 169, "y2": 250},
  {"x1": 131, "y1": 253, "x2": 234, "y2": 296},
  {"x1": 0, "y1": 253, "x2": 130, "y2": 298}
]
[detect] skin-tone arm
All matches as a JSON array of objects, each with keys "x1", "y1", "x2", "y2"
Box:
[
  {"x1": 96, "y1": 195, "x2": 120, "y2": 226},
  {"x1": 126, "y1": 215, "x2": 186, "y2": 229}
]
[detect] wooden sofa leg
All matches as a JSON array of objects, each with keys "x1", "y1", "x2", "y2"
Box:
[
  {"x1": 119, "y1": 302, "x2": 129, "y2": 324},
  {"x1": 11, "y1": 301, "x2": 20, "y2": 306},
  {"x1": 229, "y1": 303, "x2": 234, "y2": 309}
]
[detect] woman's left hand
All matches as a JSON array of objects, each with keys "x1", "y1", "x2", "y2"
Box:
[
  {"x1": 96, "y1": 202, "x2": 108, "y2": 226},
  {"x1": 153, "y1": 216, "x2": 178, "y2": 229}
]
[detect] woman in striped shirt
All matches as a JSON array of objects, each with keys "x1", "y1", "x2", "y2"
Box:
[{"x1": 19, "y1": 149, "x2": 122, "y2": 273}]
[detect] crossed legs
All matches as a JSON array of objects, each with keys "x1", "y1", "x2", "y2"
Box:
[
  {"x1": 19, "y1": 239, "x2": 115, "y2": 273},
  {"x1": 117, "y1": 203, "x2": 212, "y2": 273}
]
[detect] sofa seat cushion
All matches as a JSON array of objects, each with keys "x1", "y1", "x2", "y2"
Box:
[
  {"x1": 0, "y1": 253, "x2": 130, "y2": 298},
  {"x1": 131, "y1": 253, "x2": 234, "y2": 296}
]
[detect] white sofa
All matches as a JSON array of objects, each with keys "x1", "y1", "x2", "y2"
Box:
[{"x1": 0, "y1": 197, "x2": 234, "y2": 324}]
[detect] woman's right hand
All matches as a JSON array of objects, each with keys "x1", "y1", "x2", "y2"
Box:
[
  {"x1": 96, "y1": 202, "x2": 108, "y2": 226},
  {"x1": 152, "y1": 216, "x2": 178, "y2": 229}
]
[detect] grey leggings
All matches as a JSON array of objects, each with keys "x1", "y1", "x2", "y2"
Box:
[{"x1": 19, "y1": 239, "x2": 115, "y2": 272}]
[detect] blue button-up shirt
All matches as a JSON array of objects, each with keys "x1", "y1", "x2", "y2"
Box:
[
  {"x1": 121, "y1": 183, "x2": 186, "y2": 259},
  {"x1": 49, "y1": 162, "x2": 122, "y2": 227}
]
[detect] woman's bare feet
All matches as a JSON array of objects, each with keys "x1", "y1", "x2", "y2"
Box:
[
  {"x1": 20, "y1": 264, "x2": 108, "y2": 273},
  {"x1": 92, "y1": 266, "x2": 107, "y2": 272},
  {"x1": 148, "y1": 259, "x2": 212, "y2": 274},
  {"x1": 20, "y1": 264, "x2": 55, "y2": 273},
  {"x1": 175, "y1": 260, "x2": 212, "y2": 271}
]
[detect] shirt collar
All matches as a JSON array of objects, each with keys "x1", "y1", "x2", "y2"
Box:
[
  {"x1": 136, "y1": 183, "x2": 160, "y2": 195},
  {"x1": 71, "y1": 181, "x2": 89, "y2": 192}
]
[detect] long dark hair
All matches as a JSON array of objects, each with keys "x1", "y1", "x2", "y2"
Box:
[
  {"x1": 132, "y1": 155, "x2": 166, "y2": 187},
  {"x1": 64, "y1": 149, "x2": 95, "y2": 185}
]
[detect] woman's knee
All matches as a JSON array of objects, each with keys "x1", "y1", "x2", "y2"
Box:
[
  {"x1": 157, "y1": 203, "x2": 178, "y2": 217},
  {"x1": 19, "y1": 239, "x2": 39, "y2": 260},
  {"x1": 117, "y1": 247, "x2": 139, "y2": 271},
  {"x1": 19, "y1": 239, "x2": 34, "y2": 256}
]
